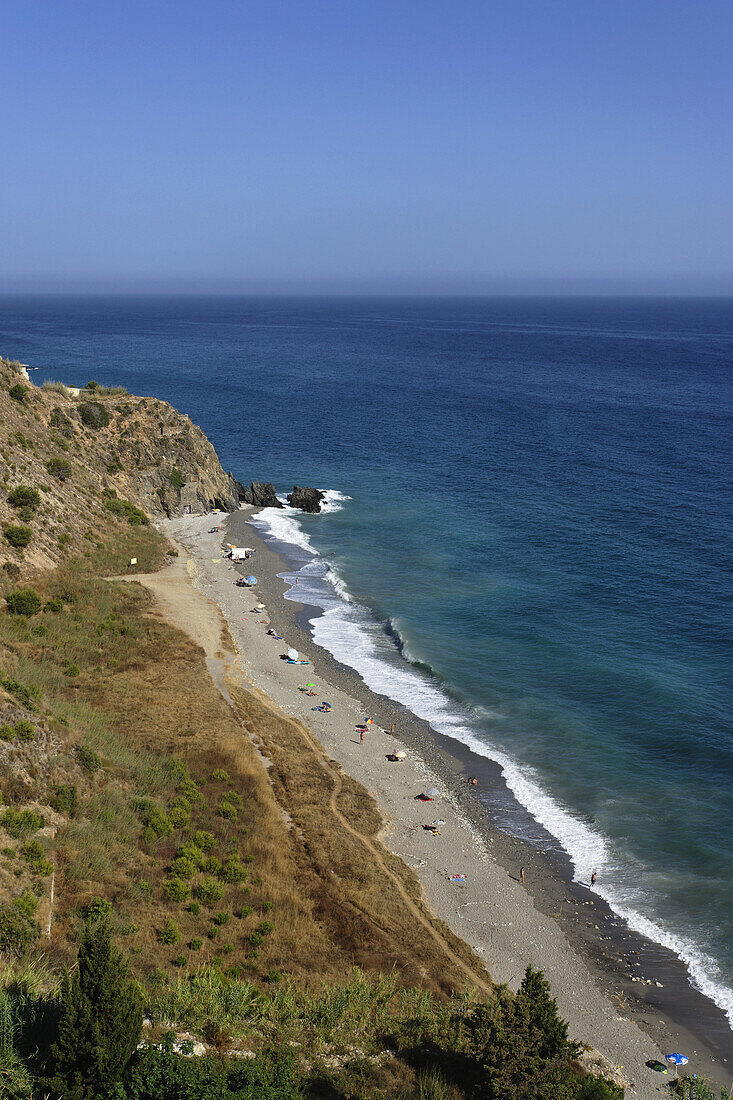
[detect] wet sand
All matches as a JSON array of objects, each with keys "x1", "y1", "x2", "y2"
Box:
[{"x1": 161, "y1": 507, "x2": 733, "y2": 1097}]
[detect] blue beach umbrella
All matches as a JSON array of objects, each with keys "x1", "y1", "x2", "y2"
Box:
[
  {"x1": 666, "y1": 1053, "x2": 689, "y2": 1066},
  {"x1": 245, "y1": 575, "x2": 258, "y2": 585}
]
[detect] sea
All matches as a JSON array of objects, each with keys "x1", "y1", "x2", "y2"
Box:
[{"x1": 1, "y1": 295, "x2": 731, "y2": 1026}]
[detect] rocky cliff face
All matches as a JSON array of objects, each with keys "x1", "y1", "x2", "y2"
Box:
[{"x1": 0, "y1": 359, "x2": 245, "y2": 574}]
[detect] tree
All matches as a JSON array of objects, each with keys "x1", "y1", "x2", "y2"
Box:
[
  {"x1": 471, "y1": 967, "x2": 580, "y2": 1099},
  {"x1": 48, "y1": 918, "x2": 142, "y2": 1099}
]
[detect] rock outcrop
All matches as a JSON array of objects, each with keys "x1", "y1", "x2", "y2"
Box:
[
  {"x1": 240, "y1": 481, "x2": 283, "y2": 509},
  {"x1": 287, "y1": 487, "x2": 325, "y2": 513},
  {"x1": 0, "y1": 359, "x2": 247, "y2": 573}
]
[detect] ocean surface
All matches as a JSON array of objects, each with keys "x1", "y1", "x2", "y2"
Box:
[{"x1": 1, "y1": 295, "x2": 731, "y2": 1024}]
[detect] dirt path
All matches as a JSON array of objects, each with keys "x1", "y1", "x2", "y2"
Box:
[{"x1": 118, "y1": 552, "x2": 491, "y2": 995}]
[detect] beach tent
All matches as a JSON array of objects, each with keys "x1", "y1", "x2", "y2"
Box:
[
  {"x1": 287, "y1": 647, "x2": 299, "y2": 661},
  {"x1": 394, "y1": 750, "x2": 407, "y2": 759}
]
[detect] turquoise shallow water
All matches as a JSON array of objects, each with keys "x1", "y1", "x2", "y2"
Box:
[{"x1": 1, "y1": 295, "x2": 731, "y2": 1022}]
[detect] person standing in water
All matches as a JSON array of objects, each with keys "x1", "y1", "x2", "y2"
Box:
[{"x1": 591, "y1": 871, "x2": 597, "y2": 887}]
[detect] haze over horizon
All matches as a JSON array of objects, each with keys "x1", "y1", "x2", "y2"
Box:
[{"x1": 1, "y1": 0, "x2": 732, "y2": 295}]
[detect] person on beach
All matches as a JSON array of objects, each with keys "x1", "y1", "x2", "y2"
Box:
[
  {"x1": 520, "y1": 866, "x2": 525, "y2": 885},
  {"x1": 390, "y1": 723, "x2": 396, "y2": 734},
  {"x1": 591, "y1": 871, "x2": 597, "y2": 887},
  {"x1": 359, "y1": 729, "x2": 365, "y2": 744}
]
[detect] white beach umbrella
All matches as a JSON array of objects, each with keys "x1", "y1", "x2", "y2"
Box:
[{"x1": 287, "y1": 647, "x2": 299, "y2": 661}]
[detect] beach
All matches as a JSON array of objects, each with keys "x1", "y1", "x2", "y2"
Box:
[{"x1": 152, "y1": 506, "x2": 733, "y2": 1097}]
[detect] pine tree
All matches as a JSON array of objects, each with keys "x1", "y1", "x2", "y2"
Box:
[
  {"x1": 48, "y1": 918, "x2": 142, "y2": 1099},
  {"x1": 476, "y1": 966, "x2": 579, "y2": 1099}
]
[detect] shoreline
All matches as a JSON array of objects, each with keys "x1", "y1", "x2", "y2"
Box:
[{"x1": 162, "y1": 507, "x2": 732, "y2": 1096}]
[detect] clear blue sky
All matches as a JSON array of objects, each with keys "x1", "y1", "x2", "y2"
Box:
[{"x1": 1, "y1": 0, "x2": 731, "y2": 293}]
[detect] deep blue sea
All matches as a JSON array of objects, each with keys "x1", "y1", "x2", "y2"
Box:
[{"x1": 1, "y1": 296, "x2": 731, "y2": 1023}]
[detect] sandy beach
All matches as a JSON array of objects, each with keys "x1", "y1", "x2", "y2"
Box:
[{"x1": 149, "y1": 507, "x2": 733, "y2": 1098}]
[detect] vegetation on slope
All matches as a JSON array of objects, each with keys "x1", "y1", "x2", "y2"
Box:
[{"x1": 0, "y1": 362, "x2": 630, "y2": 1097}]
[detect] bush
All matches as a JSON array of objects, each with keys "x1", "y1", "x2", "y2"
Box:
[
  {"x1": 49, "y1": 407, "x2": 75, "y2": 437},
  {"x1": 169, "y1": 856, "x2": 197, "y2": 880},
  {"x1": 168, "y1": 468, "x2": 185, "y2": 489},
  {"x1": 44, "y1": 597, "x2": 64, "y2": 613},
  {"x1": 75, "y1": 744, "x2": 101, "y2": 772},
  {"x1": 22, "y1": 839, "x2": 53, "y2": 875},
  {"x1": 78, "y1": 401, "x2": 110, "y2": 429},
  {"x1": 188, "y1": 938, "x2": 203, "y2": 951},
  {"x1": 192, "y1": 830, "x2": 215, "y2": 852},
  {"x1": 194, "y1": 878, "x2": 224, "y2": 907},
  {"x1": 158, "y1": 920, "x2": 181, "y2": 945},
  {"x1": 0, "y1": 809, "x2": 44, "y2": 839},
  {"x1": 6, "y1": 588, "x2": 42, "y2": 616},
  {"x1": 220, "y1": 855, "x2": 248, "y2": 884},
  {"x1": 0, "y1": 899, "x2": 39, "y2": 955},
  {"x1": 104, "y1": 494, "x2": 148, "y2": 526},
  {"x1": 51, "y1": 784, "x2": 78, "y2": 817},
  {"x1": 217, "y1": 800, "x2": 238, "y2": 821},
  {"x1": 46, "y1": 457, "x2": 72, "y2": 482},
  {"x1": 8, "y1": 383, "x2": 27, "y2": 402},
  {"x1": 210, "y1": 768, "x2": 230, "y2": 782},
  {"x1": 162, "y1": 878, "x2": 190, "y2": 903},
  {"x1": 7, "y1": 486, "x2": 41, "y2": 510},
  {"x1": 13, "y1": 720, "x2": 35, "y2": 742},
  {"x1": 4, "y1": 525, "x2": 33, "y2": 549}
]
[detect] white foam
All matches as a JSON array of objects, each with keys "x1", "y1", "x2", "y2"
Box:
[
  {"x1": 319, "y1": 489, "x2": 352, "y2": 513},
  {"x1": 249, "y1": 505, "x2": 317, "y2": 556},
  {"x1": 253, "y1": 502, "x2": 733, "y2": 1029}
]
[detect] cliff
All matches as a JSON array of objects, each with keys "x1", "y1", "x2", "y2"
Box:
[{"x1": 0, "y1": 359, "x2": 244, "y2": 574}]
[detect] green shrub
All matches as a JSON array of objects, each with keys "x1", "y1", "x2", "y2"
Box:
[
  {"x1": 8, "y1": 383, "x2": 27, "y2": 402},
  {"x1": 0, "y1": 675, "x2": 39, "y2": 709},
  {"x1": 257, "y1": 920, "x2": 274, "y2": 937},
  {"x1": 194, "y1": 878, "x2": 224, "y2": 907},
  {"x1": 162, "y1": 878, "x2": 190, "y2": 903},
  {"x1": 0, "y1": 899, "x2": 39, "y2": 955},
  {"x1": 175, "y1": 842, "x2": 204, "y2": 869},
  {"x1": 248, "y1": 931, "x2": 263, "y2": 948},
  {"x1": 220, "y1": 855, "x2": 248, "y2": 883},
  {"x1": 78, "y1": 400, "x2": 110, "y2": 429},
  {"x1": 75, "y1": 744, "x2": 101, "y2": 772},
  {"x1": 44, "y1": 597, "x2": 64, "y2": 613},
  {"x1": 4, "y1": 525, "x2": 33, "y2": 549},
  {"x1": 0, "y1": 810, "x2": 44, "y2": 839},
  {"x1": 192, "y1": 830, "x2": 215, "y2": 852},
  {"x1": 168, "y1": 468, "x2": 185, "y2": 489},
  {"x1": 13, "y1": 888, "x2": 39, "y2": 919},
  {"x1": 202, "y1": 856, "x2": 222, "y2": 876},
  {"x1": 188, "y1": 938, "x2": 203, "y2": 951},
  {"x1": 158, "y1": 919, "x2": 181, "y2": 945},
  {"x1": 7, "y1": 486, "x2": 41, "y2": 510},
  {"x1": 172, "y1": 954, "x2": 187, "y2": 968},
  {"x1": 217, "y1": 800, "x2": 238, "y2": 821},
  {"x1": 104, "y1": 494, "x2": 148, "y2": 526},
  {"x1": 186, "y1": 902, "x2": 201, "y2": 916},
  {"x1": 210, "y1": 768, "x2": 229, "y2": 782},
  {"x1": 234, "y1": 905, "x2": 253, "y2": 920},
  {"x1": 169, "y1": 855, "x2": 197, "y2": 880},
  {"x1": 221, "y1": 790, "x2": 243, "y2": 809},
  {"x1": 6, "y1": 588, "x2": 42, "y2": 616},
  {"x1": 13, "y1": 720, "x2": 36, "y2": 742},
  {"x1": 21, "y1": 839, "x2": 53, "y2": 875},
  {"x1": 46, "y1": 457, "x2": 72, "y2": 482},
  {"x1": 178, "y1": 778, "x2": 202, "y2": 803},
  {"x1": 212, "y1": 911, "x2": 230, "y2": 926},
  {"x1": 83, "y1": 897, "x2": 113, "y2": 921},
  {"x1": 265, "y1": 969, "x2": 281, "y2": 984},
  {"x1": 49, "y1": 407, "x2": 75, "y2": 437},
  {"x1": 51, "y1": 784, "x2": 78, "y2": 817}
]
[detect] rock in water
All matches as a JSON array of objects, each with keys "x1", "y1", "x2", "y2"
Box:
[
  {"x1": 240, "y1": 481, "x2": 283, "y2": 508},
  {"x1": 287, "y1": 486, "x2": 325, "y2": 513}
]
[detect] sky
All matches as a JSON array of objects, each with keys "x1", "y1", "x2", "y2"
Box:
[{"x1": 1, "y1": 0, "x2": 732, "y2": 294}]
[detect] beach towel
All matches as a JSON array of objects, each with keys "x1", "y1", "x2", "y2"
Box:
[{"x1": 449, "y1": 874, "x2": 467, "y2": 884}]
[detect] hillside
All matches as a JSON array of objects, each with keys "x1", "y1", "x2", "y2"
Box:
[
  {"x1": 0, "y1": 358, "x2": 242, "y2": 577},
  {"x1": 0, "y1": 362, "x2": 627, "y2": 1100}
]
